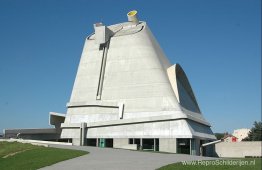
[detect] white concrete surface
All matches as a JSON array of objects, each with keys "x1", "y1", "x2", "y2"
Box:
[
  {"x1": 114, "y1": 144, "x2": 138, "y2": 150},
  {"x1": 6, "y1": 138, "x2": 72, "y2": 146},
  {"x1": 159, "y1": 138, "x2": 177, "y2": 153},
  {"x1": 57, "y1": 11, "x2": 216, "y2": 154},
  {"x1": 215, "y1": 141, "x2": 262, "y2": 158}
]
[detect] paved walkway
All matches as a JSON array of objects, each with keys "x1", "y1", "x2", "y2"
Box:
[{"x1": 40, "y1": 145, "x2": 217, "y2": 170}]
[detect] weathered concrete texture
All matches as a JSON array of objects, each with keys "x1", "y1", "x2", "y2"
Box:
[
  {"x1": 215, "y1": 141, "x2": 262, "y2": 158},
  {"x1": 86, "y1": 119, "x2": 194, "y2": 138},
  {"x1": 59, "y1": 12, "x2": 216, "y2": 155},
  {"x1": 62, "y1": 119, "x2": 214, "y2": 140},
  {"x1": 49, "y1": 112, "x2": 65, "y2": 129},
  {"x1": 113, "y1": 138, "x2": 128, "y2": 148},
  {"x1": 40, "y1": 144, "x2": 217, "y2": 170},
  {"x1": 159, "y1": 138, "x2": 177, "y2": 153},
  {"x1": 62, "y1": 21, "x2": 211, "y2": 125},
  {"x1": 113, "y1": 138, "x2": 138, "y2": 150},
  {"x1": 72, "y1": 138, "x2": 81, "y2": 146}
]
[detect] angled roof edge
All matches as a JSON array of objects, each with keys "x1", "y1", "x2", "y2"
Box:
[{"x1": 167, "y1": 64, "x2": 201, "y2": 113}]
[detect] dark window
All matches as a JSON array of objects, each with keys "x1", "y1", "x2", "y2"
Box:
[
  {"x1": 142, "y1": 138, "x2": 154, "y2": 150},
  {"x1": 177, "y1": 138, "x2": 190, "y2": 154},
  {"x1": 129, "y1": 138, "x2": 133, "y2": 144},
  {"x1": 105, "y1": 138, "x2": 113, "y2": 147},
  {"x1": 86, "y1": 138, "x2": 97, "y2": 146},
  {"x1": 134, "y1": 138, "x2": 140, "y2": 145}
]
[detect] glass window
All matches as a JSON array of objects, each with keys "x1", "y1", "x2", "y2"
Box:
[
  {"x1": 177, "y1": 138, "x2": 190, "y2": 154},
  {"x1": 129, "y1": 138, "x2": 133, "y2": 144}
]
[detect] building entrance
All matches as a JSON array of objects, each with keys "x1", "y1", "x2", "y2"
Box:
[{"x1": 177, "y1": 138, "x2": 190, "y2": 154}]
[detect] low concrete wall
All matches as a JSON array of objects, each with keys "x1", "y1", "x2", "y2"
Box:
[
  {"x1": 115, "y1": 144, "x2": 138, "y2": 150},
  {"x1": 159, "y1": 138, "x2": 176, "y2": 153},
  {"x1": 72, "y1": 138, "x2": 81, "y2": 146},
  {"x1": 215, "y1": 141, "x2": 262, "y2": 158},
  {"x1": 113, "y1": 138, "x2": 138, "y2": 150},
  {"x1": 113, "y1": 138, "x2": 129, "y2": 148},
  {"x1": 1, "y1": 138, "x2": 72, "y2": 146}
]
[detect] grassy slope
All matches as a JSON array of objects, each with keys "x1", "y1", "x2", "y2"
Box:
[
  {"x1": 0, "y1": 141, "x2": 39, "y2": 157},
  {"x1": 158, "y1": 158, "x2": 261, "y2": 170},
  {"x1": 0, "y1": 142, "x2": 88, "y2": 170}
]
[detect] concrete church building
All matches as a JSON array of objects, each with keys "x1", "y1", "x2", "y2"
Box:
[
  {"x1": 4, "y1": 10, "x2": 216, "y2": 156},
  {"x1": 55, "y1": 10, "x2": 216, "y2": 155}
]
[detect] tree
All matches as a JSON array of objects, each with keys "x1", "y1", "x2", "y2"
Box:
[
  {"x1": 214, "y1": 132, "x2": 228, "y2": 140},
  {"x1": 243, "y1": 121, "x2": 262, "y2": 141}
]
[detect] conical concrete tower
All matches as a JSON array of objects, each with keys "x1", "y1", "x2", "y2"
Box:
[{"x1": 60, "y1": 11, "x2": 216, "y2": 155}]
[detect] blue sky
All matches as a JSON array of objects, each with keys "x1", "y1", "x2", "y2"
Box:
[{"x1": 0, "y1": 0, "x2": 261, "y2": 134}]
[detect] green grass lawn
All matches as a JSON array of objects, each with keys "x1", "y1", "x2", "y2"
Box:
[
  {"x1": 158, "y1": 158, "x2": 261, "y2": 170},
  {"x1": 0, "y1": 141, "x2": 88, "y2": 170}
]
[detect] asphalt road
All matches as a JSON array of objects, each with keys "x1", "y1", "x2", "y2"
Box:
[{"x1": 39, "y1": 145, "x2": 217, "y2": 170}]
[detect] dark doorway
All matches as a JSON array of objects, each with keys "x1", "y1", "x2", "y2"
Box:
[
  {"x1": 134, "y1": 138, "x2": 141, "y2": 150},
  {"x1": 155, "y1": 138, "x2": 159, "y2": 151},
  {"x1": 86, "y1": 138, "x2": 97, "y2": 146},
  {"x1": 128, "y1": 138, "x2": 133, "y2": 144},
  {"x1": 200, "y1": 140, "x2": 206, "y2": 156},
  {"x1": 98, "y1": 138, "x2": 113, "y2": 148},
  {"x1": 142, "y1": 138, "x2": 154, "y2": 150},
  {"x1": 105, "y1": 138, "x2": 113, "y2": 147},
  {"x1": 134, "y1": 138, "x2": 140, "y2": 145},
  {"x1": 177, "y1": 138, "x2": 190, "y2": 154}
]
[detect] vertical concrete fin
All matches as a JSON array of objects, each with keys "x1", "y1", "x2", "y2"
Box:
[
  {"x1": 80, "y1": 122, "x2": 87, "y2": 146},
  {"x1": 94, "y1": 23, "x2": 112, "y2": 44},
  {"x1": 96, "y1": 42, "x2": 109, "y2": 100},
  {"x1": 167, "y1": 65, "x2": 180, "y2": 102},
  {"x1": 118, "y1": 102, "x2": 124, "y2": 119},
  {"x1": 167, "y1": 64, "x2": 201, "y2": 113}
]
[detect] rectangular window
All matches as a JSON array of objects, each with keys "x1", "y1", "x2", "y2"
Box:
[
  {"x1": 86, "y1": 138, "x2": 97, "y2": 147},
  {"x1": 129, "y1": 138, "x2": 133, "y2": 144},
  {"x1": 134, "y1": 138, "x2": 140, "y2": 145},
  {"x1": 177, "y1": 138, "x2": 190, "y2": 154}
]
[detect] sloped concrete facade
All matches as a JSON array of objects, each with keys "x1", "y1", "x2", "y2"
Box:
[{"x1": 60, "y1": 11, "x2": 216, "y2": 155}]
